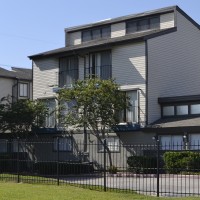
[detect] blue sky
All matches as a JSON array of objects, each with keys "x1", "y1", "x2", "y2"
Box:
[{"x1": 1, "y1": 0, "x2": 200, "y2": 70}]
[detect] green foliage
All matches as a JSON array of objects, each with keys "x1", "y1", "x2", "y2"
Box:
[
  {"x1": 58, "y1": 78, "x2": 127, "y2": 135},
  {"x1": 127, "y1": 156, "x2": 157, "y2": 174},
  {"x1": 34, "y1": 161, "x2": 94, "y2": 175},
  {"x1": 163, "y1": 151, "x2": 200, "y2": 174},
  {"x1": 0, "y1": 97, "x2": 47, "y2": 135},
  {"x1": 108, "y1": 165, "x2": 118, "y2": 174}
]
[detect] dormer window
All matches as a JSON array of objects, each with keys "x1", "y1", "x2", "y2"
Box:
[
  {"x1": 82, "y1": 26, "x2": 111, "y2": 42},
  {"x1": 126, "y1": 16, "x2": 160, "y2": 34}
]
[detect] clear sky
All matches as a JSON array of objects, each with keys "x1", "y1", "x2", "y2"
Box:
[{"x1": 1, "y1": 0, "x2": 200, "y2": 70}]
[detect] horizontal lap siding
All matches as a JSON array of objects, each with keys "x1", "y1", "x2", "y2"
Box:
[
  {"x1": 68, "y1": 31, "x2": 81, "y2": 46},
  {"x1": 111, "y1": 22, "x2": 126, "y2": 38},
  {"x1": 160, "y1": 12, "x2": 175, "y2": 29},
  {"x1": 112, "y1": 42, "x2": 146, "y2": 124},
  {"x1": 33, "y1": 58, "x2": 59, "y2": 99},
  {"x1": 148, "y1": 11, "x2": 200, "y2": 124}
]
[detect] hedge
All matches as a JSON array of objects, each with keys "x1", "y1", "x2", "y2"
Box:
[
  {"x1": 127, "y1": 156, "x2": 157, "y2": 174},
  {"x1": 163, "y1": 151, "x2": 200, "y2": 174},
  {"x1": 34, "y1": 161, "x2": 94, "y2": 175}
]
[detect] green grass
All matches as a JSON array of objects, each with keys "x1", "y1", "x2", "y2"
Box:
[{"x1": 0, "y1": 183, "x2": 200, "y2": 200}]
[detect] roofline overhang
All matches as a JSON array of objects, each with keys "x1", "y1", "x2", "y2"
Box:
[
  {"x1": 144, "y1": 126, "x2": 200, "y2": 134},
  {"x1": 29, "y1": 27, "x2": 177, "y2": 60},
  {"x1": 65, "y1": 5, "x2": 177, "y2": 33}
]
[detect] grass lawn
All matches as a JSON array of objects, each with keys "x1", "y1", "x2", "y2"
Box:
[{"x1": 0, "y1": 183, "x2": 200, "y2": 200}]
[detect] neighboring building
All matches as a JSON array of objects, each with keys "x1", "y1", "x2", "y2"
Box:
[
  {"x1": 0, "y1": 67, "x2": 32, "y2": 102},
  {"x1": 29, "y1": 5, "x2": 200, "y2": 154},
  {"x1": 0, "y1": 67, "x2": 32, "y2": 153}
]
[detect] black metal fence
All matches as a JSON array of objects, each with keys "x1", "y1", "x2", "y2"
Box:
[{"x1": 1, "y1": 138, "x2": 200, "y2": 197}]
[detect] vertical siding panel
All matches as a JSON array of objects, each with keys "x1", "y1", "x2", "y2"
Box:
[
  {"x1": 111, "y1": 22, "x2": 126, "y2": 38},
  {"x1": 33, "y1": 58, "x2": 59, "y2": 99},
  {"x1": 160, "y1": 12, "x2": 175, "y2": 29},
  {"x1": 148, "y1": 11, "x2": 200, "y2": 123}
]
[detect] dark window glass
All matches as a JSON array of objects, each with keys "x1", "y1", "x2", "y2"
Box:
[
  {"x1": 138, "y1": 19, "x2": 149, "y2": 31},
  {"x1": 82, "y1": 30, "x2": 92, "y2": 42},
  {"x1": 150, "y1": 17, "x2": 160, "y2": 29},
  {"x1": 126, "y1": 21, "x2": 137, "y2": 33},
  {"x1": 92, "y1": 29, "x2": 101, "y2": 39},
  {"x1": 59, "y1": 56, "x2": 78, "y2": 87},
  {"x1": 102, "y1": 26, "x2": 111, "y2": 38}
]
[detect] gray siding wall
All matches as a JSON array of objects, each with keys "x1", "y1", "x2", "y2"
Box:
[
  {"x1": 112, "y1": 42, "x2": 146, "y2": 124},
  {"x1": 111, "y1": 22, "x2": 126, "y2": 38},
  {"x1": 148, "y1": 11, "x2": 200, "y2": 124},
  {"x1": 67, "y1": 31, "x2": 82, "y2": 46},
  {"x1": 160, "y1": 12, "x2": 174, "y2": 29},
  {"x1": 33, "y1": 58, "x2": 59, "y2": 99},
  {"x1": 0, "y1": 77, "x2": 14, "y2": 100}
]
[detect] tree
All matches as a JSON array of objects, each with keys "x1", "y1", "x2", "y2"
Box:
[
  {"x1": 0, "y1": 96, "x2": 47, "y2": 136},
  {"x1": 58, "y1": 78, "x2": 128, "y2": 167}
]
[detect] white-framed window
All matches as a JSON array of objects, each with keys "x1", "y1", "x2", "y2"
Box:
[
  {"x1": 160, "y1": 135, "x2": 183, "y2": 150},
  {"x1": 44, "y1": 99, "x2": 56, "y2": 128},
  {"x1": 59, "y1": 56, "x2": 78, "y2": 88},
  {"x1": 0, "y1": 139, "x2": 8, "y2": 152},
  {"x1": 19, "y1": 83, "x2": 28, "y2": 97},
  {"x1": 86, "y1": 50, "x2": 111, "y2": 80},
  {"x1": 53, "y1": 137, "x2": 72, "y2": 152},
  {"x1": 190, "y1": 134, "x2": 200, "y2": 150},
  {"x1": 98, "y1": 137, "x2": 120, "y2": 152},
  {"x1": 120, "y1": 90, "x2": 138, "y2": 123}
]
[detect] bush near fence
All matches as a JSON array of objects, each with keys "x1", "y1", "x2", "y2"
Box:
[
  {"x1": 127, "y1": 155, "x2": 157, "y2": 174},
  {"x1": 34, "y1": 161, "x2": 94, "y2": 175},
  {"x1": 163, "y1": 151, "x2": 200, "y2": 174}
]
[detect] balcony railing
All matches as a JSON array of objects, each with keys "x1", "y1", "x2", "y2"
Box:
[{"x1": 85, "y1": 65, "x2": 112, "y2": 79}]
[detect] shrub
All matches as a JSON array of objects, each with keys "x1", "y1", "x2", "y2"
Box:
[
  {"x1": 127, "y1": 156, "x2": 157, "y2": 174},
  {"x1": 108, "y1": 165, "x2": 118, "y2": 174},
  {"x1": 34, "y1": 161, "x2": 94, "y2": 175},
  {"x1": 163, "y1": 151, "x2": 200, "y2": 174}
]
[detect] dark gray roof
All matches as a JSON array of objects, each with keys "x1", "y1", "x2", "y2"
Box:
[
  {"x1": 0, "y1": 67, "x2": 32, "y2": 80},
  {"x1": 29, "y1": 28, "x2": 176, "y2": 59},
  {"x1": 65, "y1": 5, "x2": 176, "y2": 33},
  {"x1": 149, "y1": 116, "x2": 200, "y2": 129}
]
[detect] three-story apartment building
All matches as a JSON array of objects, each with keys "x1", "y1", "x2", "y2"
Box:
[{"x1": 29, "y1": 6, "x2": 200, "y2": 151}]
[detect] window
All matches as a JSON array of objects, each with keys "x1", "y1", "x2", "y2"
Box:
[
  {"x1": 19, "y1": 83, "x2": 28, "y2": 97},
  {"x1": 98, "y1": 137, "x2": 120, "y2": 152},
  {"x1": 12, "y1": 140, "x2": 24, "y2": 152},
  {"x1": 191, "y1": 104, "x2": 200, "y2": 114},
  {"x1": 120, "y1": 90, "x2": 138, "y2": 123},
  {"x1": 190, "y1": 134, "x2": 200, "y2": 150},
  {"x1": 126, "y1": 16, "x2": 160, "y2": 34},
  {"x1": 44, "y1": 99, "x2": 56, "y2": 128},
  {"x1": 160, "y1": 135, "x2": 183, "y2": 150},
  {"x1": 82, "y1": 26, "x2": 111, "y2": 42},
  {"x1": 176, "y1": 105, "x2": 188, "y2": 115},
  {"x1": 163, "y1": 106, "x2": 174, "y2": 116},
  {"x1": 53, "y1": 137, "x2": 72, "y2": 152},
  {"x1": 0, "y1": 139, "x2": 7, "y2": 152},
  {"x1": 162, "y1": 102, "x2": 200, "y2": 117},
  {"x1": 85, "y1": 51, "x2": 111, "y2": 79},
  {"x1": 59, "y1": 56, "x2": 78, "y2": 88}
]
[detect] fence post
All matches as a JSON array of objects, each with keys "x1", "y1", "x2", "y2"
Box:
[
  {"x1": 17, "y1": 137, "x2": 20, "y2": 183},
  {"x1": 156, "y1": 139, "x2": 160, "y2": 197},
  {"x1": 103, "y1": 139, "x2": 106, "y2": 192},
  {"x1": 57, "y1": 137, "x2": 60, "y2": 186}
]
